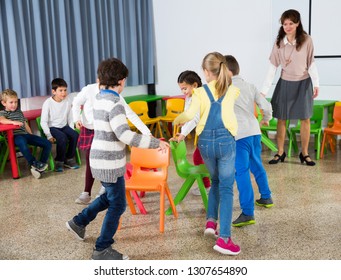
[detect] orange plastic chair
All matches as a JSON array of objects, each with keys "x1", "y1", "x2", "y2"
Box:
[
  {"x1": 127, "y1": 101, "x2": 164, "y2": 138},
  {"x1": 158, "y1": 98, "x2": 185, "y2": 138},
  {"x1": 125, "y1": 146, "x2": 178, "y2": 233},
  {"x1": 320, "y1": 105, "x2": 341, "y2": 158}
]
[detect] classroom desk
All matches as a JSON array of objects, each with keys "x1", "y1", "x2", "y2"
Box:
[
  {"x1": 313, "y1": 100, "x2": 336, "y2": 125},
  {"x1": 124, "y1": 94, "x2": 168, "y2": 115},
  {"x1": 0, "y1": 124, "x2": 20, "y2": 179},
  {"x1": 23, "y1": 109, "x2": 42, "y2": 121}
]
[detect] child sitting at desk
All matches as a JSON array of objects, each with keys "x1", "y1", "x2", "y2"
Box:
[{"x1": 0, "y1": 89, "x2": 52, "y2": 179}]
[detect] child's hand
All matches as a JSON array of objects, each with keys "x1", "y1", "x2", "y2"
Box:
[
  {"x1": 48, "y1": 137, "x2": 56, "y2": 143},
  {"x1": 158, "y1": 140, "x2": 170, "y2": 153},
  {"x1": 260, "y1": 120, "x2": 269, "y2": 126},
  {"x1": 12, "y1": 120, "x2": 23, "y2": 126},
  {"x1": 75, "y1": 121, "x2": 83, "y2": 130}
]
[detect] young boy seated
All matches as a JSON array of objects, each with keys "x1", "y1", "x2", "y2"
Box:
[
  {"x1": 40, "y1": 78, "x2": 79, "y2": 172},
  {"x1": 0, "y1": 89, "x2": 52, "y2": 179}
]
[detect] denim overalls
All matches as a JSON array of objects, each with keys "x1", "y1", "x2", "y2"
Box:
[{"x1": 197, "y1": 84, "x2": 236, "y2": 238}]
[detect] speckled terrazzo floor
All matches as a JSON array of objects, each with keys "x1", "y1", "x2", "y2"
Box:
[{"x1": 0, "y1": 140, "x2": 340, "y2": 260}]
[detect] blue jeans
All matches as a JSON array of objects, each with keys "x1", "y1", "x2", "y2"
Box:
[
  {"x1": 73, "y1": 177, "x2": 126, "y2": 251},
  {"x1": 198, "y1": 128, "x2": 236, "y2": 238},
  {"x1": 50, "y1": 126, "x2": 79, "y2": 162},
  {"x1": 14, "y1": 133, "x2": 52, "y2": 165},
  {"x1": 235, "y1": 135, "x2": 271, "y2": 216}
]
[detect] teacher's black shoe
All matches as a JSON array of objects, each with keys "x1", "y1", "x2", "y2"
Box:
[
  {"x1": 299, "y1": 153, "x2": 316, "y2": 166},
  {"x1": 268, "y1": 152, "x2": 286, "y2": 164}
]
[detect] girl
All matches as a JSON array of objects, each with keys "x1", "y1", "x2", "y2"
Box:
[
  {"x1": 170, "y1": 70, "x2": 211, "y2": 195},
  {"x1": 174, "y1": 52, "x2": 240, "y2": 255}
]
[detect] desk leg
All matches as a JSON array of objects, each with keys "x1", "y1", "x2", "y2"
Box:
[{"x1": 6, "y1": 130, "x2": 19, "y2": 179}]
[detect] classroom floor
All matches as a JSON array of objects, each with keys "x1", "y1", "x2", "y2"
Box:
[{"x1": 0, "y1": 139, "x2": 340, "y2": 260}]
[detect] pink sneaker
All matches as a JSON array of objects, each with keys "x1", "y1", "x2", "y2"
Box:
[
  {"x1": 213, "y1": 237, "x2": 241, "y2": 255},
  {"x1": 204, "y1": 221, "x2": 218, "y2": 238}
]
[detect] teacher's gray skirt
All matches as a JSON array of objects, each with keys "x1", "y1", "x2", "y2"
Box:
[{"x1": 271, "y1": 77, "x2": 313, "y2": 120}]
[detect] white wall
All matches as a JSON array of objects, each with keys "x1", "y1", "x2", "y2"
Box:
[{"x1": 153, "y1": 0, "x2": 341, "y2": 100}]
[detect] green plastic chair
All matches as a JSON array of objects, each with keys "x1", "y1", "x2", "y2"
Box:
[
  {"x1": 36, "y1": 116, "x2": 81, "y2": 171},
  {"x1": 288, "y1": 105, "x2": 323, "y2": 160},
  {"x1": 165, "y1": 141, "x2": 210, "y2": 215}
]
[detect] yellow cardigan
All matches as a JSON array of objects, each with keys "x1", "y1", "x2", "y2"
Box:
[{"x1": 174, "y1": 80, "x2": 239, "y2": 136}]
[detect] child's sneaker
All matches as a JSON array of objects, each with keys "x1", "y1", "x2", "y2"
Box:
[
  {"x1": 31, "y1": 160, "x2": 48, "y2": 172},
  {"x1": 66, "y1": 219, "x2": 85, "y2": 241},
  {"x1": 91, "y1": 246, "x2": 129, "y2": 260},
  {"x1": 213, "y1": 238, "x2": 241, "y2": 255},
  {"x1": 30, "y1": 167, "x2": 42, "y2": 179},
  {"x1": 64, "y1": 158, "x2": 79, "y2": 169},
  {"x1": 55, "y1": 161, "x2": 64, "y2": 172},
  {"x1": 204, "y1": 220, "x2": 218, "y2": 238},
  {"x1": 255, "y1": 197, "x2": 274, "y2": 208},
  {"x1": 95, "y1": 185, "x2": 106, "y2": 198},
  {"x1": 75, "y1": 192, "x2": 91, "y2": 205},
  {"x1": 232, "y1": 213, "x2": 255, "y2": 227}
]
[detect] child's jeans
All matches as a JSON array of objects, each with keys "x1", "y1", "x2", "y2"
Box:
[
  {"x1": 50, "y1": 126, "x2": 79, "y2": 162},
  {"x1": 235, "y1": 135, "x2": 271, "y2": 216},
  {"x1": 73, "y1": 176, "x2": 126, "y2": 251},
  {"x1": 14, "y1": 133, "x2": 52, "y2": 165},
  {"x1": 198, "y1": 128, "x2": 236, "y2": 238}
]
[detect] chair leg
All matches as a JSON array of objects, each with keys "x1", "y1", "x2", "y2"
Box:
[
  {"x1": 197, "y1": 177, "x2": 208, "y2": 211},
  {"x1": 165, "y1": 186, "x2": 178, "y2": 218},
  {"x1": 165, "y1": 177, "x2": 195, "y2": 215},
  {"x1": 131, "y1": 191, "x2": 147, "y2": 214},
  {"x1": 125, "y1": 190, "x2": 137, "y2": 215},
  {"x1": 320, "y1": 132, "x2": 327, "y2": 159},
  {"x1": 76, "y1": 148, "x2": 81, "y2": 166},
  {"x1": 160, "y1": 187, "x2": 165, "y2": 233}
]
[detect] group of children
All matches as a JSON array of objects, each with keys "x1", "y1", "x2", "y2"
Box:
[{"x1": 0, "y1": 52, "x2": 273, "y2": 260}]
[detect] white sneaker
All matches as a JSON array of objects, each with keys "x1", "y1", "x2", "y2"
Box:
[
  {"x1": 191, "y1": 186, "x2": 210, "y2": 196},
  {"x1": 75, "y1": 192, "x2": 91, "y2": 205},
  {"x1": 30, "y1": 167, "x2": 42, "y2": 179},
  {"x1": 95, "y1": 186, "x2": 106, "y2": 198}
]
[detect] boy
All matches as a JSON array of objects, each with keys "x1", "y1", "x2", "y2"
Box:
[
  {"x1": 40, "y1": 78, "x2": 79, "y2": 172},
  {"x1": 225, "y1": 55, "x2": 274, "y2": 227},
  {"x1": 66, "y1": 57, "x2": 169, "y2": 260},
  {"x1": 0, "y1": 89, "x2": 52, "y2": 179}
]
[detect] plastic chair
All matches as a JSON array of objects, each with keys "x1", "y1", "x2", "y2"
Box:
[
  {"x1": 125, "y1": 146, "x2": 178, "y2": 233},
  {"x1": 165, "y1": 141, "x2": 210, "y2": 215},
  {"x1": 36, "y1": 116, "x2": 81, "y2": 171},
  {"x1": 288, "y1": 105, "x2": 323, "y2": 160},
  {"x1": 158, "y1": 98, "x2": 185, "y2": 138},
  {"x1": 127, "y1": 101, "x2": 164, "y2": 138},
  {"x1": 320, "y1": 105, "x2": 341, "y2": 158}
]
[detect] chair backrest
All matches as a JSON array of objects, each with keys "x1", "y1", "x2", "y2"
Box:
[
  {"x1": 310, "y1": 105, "x2": 324, "y2": 129},
  {"x1": 169, "y1": 141, "x2": 193, "y2": 177},
  {"x1": 35, "y1": 116, "x2": 47, "y2": 138},
  {"x1": 130, "y1": 146, "x2": 169, "y2": 181},
  {"x1": 332, "y1": 105, "x2": 341, "y2": 128},
  {"x1": 164, "y1": 98, "x2": 185, "y2": 118},
  {"x1": 128, "y1": 101, "x2": 151, "y2": 121}
]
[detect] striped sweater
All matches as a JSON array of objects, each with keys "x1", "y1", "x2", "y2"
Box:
[{"x1": 90, "y1": 89, "x2": 160, "y2": 183}]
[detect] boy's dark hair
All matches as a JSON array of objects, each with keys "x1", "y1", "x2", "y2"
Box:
[
  {"x1": 177, "y1": 70, "x2": 202, "y2": 87},
  {"x1": 51, "y1": 78, "x2": 68, "y2": 90},
  {"x1": 97, "y1": 58, "x2": 129, "y2": 88},
  {"x1": 224, "y1": 55, "x2": 240, "y2": 75}
]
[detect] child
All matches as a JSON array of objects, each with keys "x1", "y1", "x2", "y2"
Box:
[
  {"x1": 170, "y1": 70, "x2": 210, "y2": 195},
  {"x1": 0, "y1": 89, "x2": 52, "y2": 179},
  {"x1": 72, "y1": 82, "x2": 151, "y2": 204},
  {"x1": 40, "y1": 78, "x2": 79, "y2": 172},
  {"x1": 174, "y1": 52, "x2": 240, "y2": 255},
  {"x1": 225, "y1": 55, "x2": 274, "y2": 227},
  {"x1": 66, "y1": 57, "x2": 168, "y2": 260}
]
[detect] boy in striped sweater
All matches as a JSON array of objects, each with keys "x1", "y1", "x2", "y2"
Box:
[{"x1": 66, "y1": 58, "x2": 169, "y2": 260}]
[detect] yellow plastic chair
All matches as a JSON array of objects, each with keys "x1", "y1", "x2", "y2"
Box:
[
  {"x1": 158, "y1": 98, "x2": 185, "y2": 138},
  {"x1": 128, "y1": 101, "x2": 164, "y2": 138},
  {"x1": 36, "y1": 116, "x2": 81, "y2": 171},
  {"x1": 125, "y1": 146, "x2": 178, "y2": 233},
  {"x1": 320, "y1": 105, "x2": 341, "y2": 158}
]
